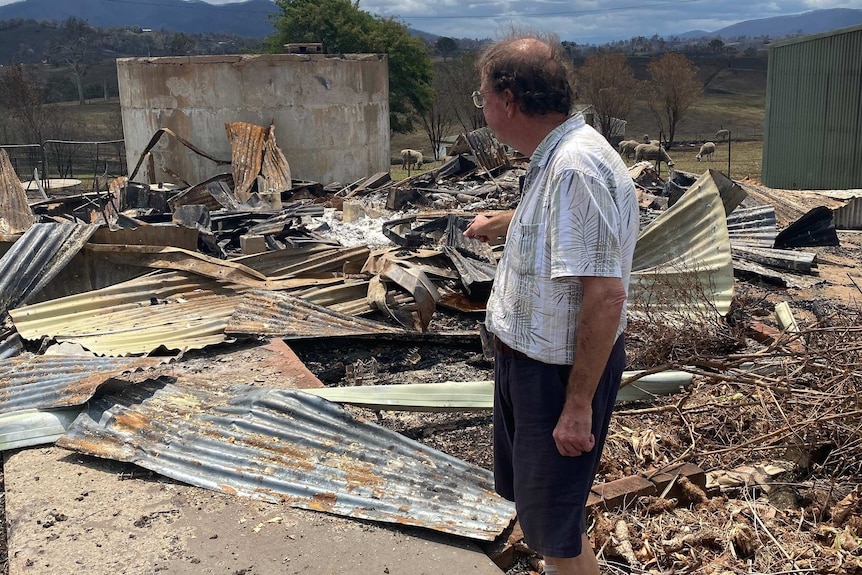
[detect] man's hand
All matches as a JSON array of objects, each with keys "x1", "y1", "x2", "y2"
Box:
[
  {"x1": 463, "y1": 213, "x2": 493, "y2": 242},
  {"x1": 552, "y1": 403, "x2": 595, "y2": 457},
  {"x1": 463, "y1": 210, "x2": 514, "y2": 242}
]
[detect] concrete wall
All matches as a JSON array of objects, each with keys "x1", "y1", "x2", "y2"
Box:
[{"x1": 117, "y1": 54, "x2": 390, "y2": 187}]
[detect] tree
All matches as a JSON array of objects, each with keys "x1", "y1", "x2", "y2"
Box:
[
  {"x1": 51, "y1": 17, "x2": 103, "y2": 105},
  {"x1": 435, "y1": 37, "x2": 458, "y2": 61},
  {"x1": 577, "y1": 53, "x2": 639, "y2": 142},
  {"x1": 419, "y1": 62, "x2": 456, "y2": 160},
  {"x1": 0, "y1": 64, "x2": 46, "y2": 143},
  {"x1": 645, "y1": 53, "x2": 704, "y2": 148},
  {"x1": 708, "y1": 38, "x2": 725, "y2": 52},
  {"x1": 266, "y1": 0, "x2": 433, "y2": 133},
  {"x1": 167, "y1": 32, "x2": 196, "y2": 56},
  {"x1": 436, "y1": 52, "x2": 485, "y2": 134}
]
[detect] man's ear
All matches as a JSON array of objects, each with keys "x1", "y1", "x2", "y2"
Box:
[{"x1": 502, "y1": 89, "x2": 516, "y2": 117}]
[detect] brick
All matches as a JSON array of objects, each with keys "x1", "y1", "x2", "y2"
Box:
[
  {"x1": 240, "y1": 234, "x2": 267, "y2": 254},
  {"x1": 588, "y1": 475, "x2": 656, "y2": 511},
  {"x1": 644, "y1": 463, "x2": 707, "y2": 500}
]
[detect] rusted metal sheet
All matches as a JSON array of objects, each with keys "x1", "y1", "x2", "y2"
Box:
[
  {"x1": 291, "y1": 280, "x2": 375, "y2": 316},
  {"x1": 57, "y1": 379, "x2": 515, "y2": 540},
  {"x1": 0, "y1": 149, "x2": 35, "y2": 234},
  {"x1": 631, "y1": 170, "x2": 735, "y2": 317},
  {"x1": 10, "y1": 271, "x2": 239, "y2": 356},
  {"x1": 226, "y1": 122, "x2": 267, "y2": 203},
  {"x1": 0, "y1": 223, "x2": 99, "y2": 316},
  {"x1": 225, "y1": 289, "x2": 407, "y2": 338},
  {"x1": 260, "y1": 123, "x2": 292, "y2": 200},
  {"x1": 0, "y1": 354, "x2": 170, "y2": 413}
]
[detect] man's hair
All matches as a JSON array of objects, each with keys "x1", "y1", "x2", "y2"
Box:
[{"x1": 477, "y1": 33, "x2": 574, "y2": 116}]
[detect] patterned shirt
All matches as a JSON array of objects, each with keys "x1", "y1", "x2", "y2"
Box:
[{"x1": 485, "y1": 113, "x2": 640, "y2": 365}]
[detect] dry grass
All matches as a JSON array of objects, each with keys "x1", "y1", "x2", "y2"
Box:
[{"x1": 56, "y1": 92, "x2": 765, "y2": 182}]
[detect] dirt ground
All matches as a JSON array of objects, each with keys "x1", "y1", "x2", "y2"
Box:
[{"x1": 1, "y1": 190, "x2": 861, "y2": 574}]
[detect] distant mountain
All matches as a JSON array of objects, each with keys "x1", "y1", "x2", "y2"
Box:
[
  {"x1": 0, "y1": 0, "x2": 280, "y2": 38},
  {"x1": 683, "y1": 8, "x2": 862, "y2": 40}
]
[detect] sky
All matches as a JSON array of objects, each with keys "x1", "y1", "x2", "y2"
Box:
[
  {"x1": 201, "y1": 0, "x2": 862, "y2": 44},
  {"x1": 0, "y1": 0, "x2": 859, "y2": 43}
]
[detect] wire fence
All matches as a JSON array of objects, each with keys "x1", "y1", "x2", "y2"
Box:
[{"x1": 1, "y1": 140, "x2": 127, "y2": 195}]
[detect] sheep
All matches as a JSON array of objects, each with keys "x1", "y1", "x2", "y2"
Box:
[
  {"x1": 617, "y1": 139, "x2": 639, "y2": 160},
  {"x1": 696, "y1": 141, "x2": 716, "y2": 162},
  {"x1": 400, "y1": 149, "x2": 423, "y2": 171},
  {"x1": 634, "y1": 143, "x2": 674, "y2": 168}
]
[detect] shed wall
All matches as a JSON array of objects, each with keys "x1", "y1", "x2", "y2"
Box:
[
  {"x1": 762, "y1": 26, "x2": 862, "y2": 190},
  {"x1": 117, "y1": 54, "x2": 390, "y2": 187}
]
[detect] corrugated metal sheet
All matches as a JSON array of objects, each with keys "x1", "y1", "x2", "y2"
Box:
[
  {"x1": 226, "y1": 122, "x2": 266, "y2": 202},
  {"x1": 10, "y1": 271, "x2": 238, "y2": 356},
  {"x1": 727, "y1": 205, "x2": 778, "y2": 248},
  {"x1": 301, "y1": 370, "x2": 694, "y2": 411},
  {"x1": 0, "y1": 327, "x2": 23, "y2": 359},
  {"x1": 0, "y1": 223, "x2": 99, "y2": 316},
  {"x1": 763, "y1": 25, "x2": 862, "y2": 189},
  {"x1": 0, "y1": 407, "x2": 82, "y2": 451},
  {"x1": 57, "y1": 379, "x2": 515, "y2": 540},
  {"x1": 631, "y1": 170, "x2": 735, "y2": 316},
  {"x1": 833, "y1": 196, "x2": 862, "y2": 230},
  {"x1": 0, "y1": 354, "x2": 170, "y2": 413},
  {"x1": 260, "y1": 123, "x2": 292, "y2": 195},
  {"x1": 234, "y1": 245, "x2": 371, "y2": 278},
  {"x1": 225, "y1": 290, "x2": 406, "y2": 338}
]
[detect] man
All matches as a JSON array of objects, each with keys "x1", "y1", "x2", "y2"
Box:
[{"x1": 464, "y1": 34, "x2": 639, "y2": 575}]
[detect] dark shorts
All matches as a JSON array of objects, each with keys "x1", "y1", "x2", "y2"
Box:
[{"x1": 493, "y1": 336, "x2": 625, "y2": 558}]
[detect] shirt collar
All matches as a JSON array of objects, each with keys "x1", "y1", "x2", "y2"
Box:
[{"x1": 529, "y1": 112, "x2": 585, "y2": 169}]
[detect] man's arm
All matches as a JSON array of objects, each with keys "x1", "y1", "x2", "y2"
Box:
[
  {"x1": 463, "y1": 211, "x2": 515, "y2": 242},
  {"x1": 552, "y1": 275, "x2": 627, "y2": 457}
]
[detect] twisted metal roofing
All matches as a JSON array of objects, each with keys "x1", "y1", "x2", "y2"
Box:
[
  {"x1": 0, "y1": 223, "x2": 98, "y2": 316},
  {"x1": 10, "y1": 271, "x2": 237, "y2": 356},
  {"x1": 0, "y1": 354, "x2": 171, "y2": 413},
  {"x1": 631, "y1": 170, "x2": 735, "y2": 317},
  {"x1": 58, "y1": 379, "x2": 515, "y2": 540}
]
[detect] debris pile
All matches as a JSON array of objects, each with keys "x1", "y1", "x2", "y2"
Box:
[{"x1": 1, "y1": 121, "x2": 861, "y2": 574}]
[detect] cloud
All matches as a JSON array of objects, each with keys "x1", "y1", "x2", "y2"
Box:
[{"x1": 351, "y1": 0, "x2": 862, "y2": 43}]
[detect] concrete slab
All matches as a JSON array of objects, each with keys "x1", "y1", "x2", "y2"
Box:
[{"x1": 5, "y1": 446, "x2": 503, "y2": 575}]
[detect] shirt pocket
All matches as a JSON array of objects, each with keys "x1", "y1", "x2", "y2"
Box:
[{"x1": 508, "y1": 222, "x2": 541, "y2": 277}]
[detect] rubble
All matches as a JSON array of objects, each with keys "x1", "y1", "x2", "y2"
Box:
[{"x1": 1, "y1": 122, "x2": 861, "y2": 574}]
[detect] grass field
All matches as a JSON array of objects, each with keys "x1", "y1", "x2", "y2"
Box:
[
  {"x1": 392, "y1": 91, "x2": 767, "y2": 183},
  {"x1": 56, "y1": 89, "x2": 767, "y2": 183}
]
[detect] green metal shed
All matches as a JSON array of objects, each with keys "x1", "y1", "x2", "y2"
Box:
[{"x1": 762, "y1": 24, "x2": 862, "y2": 190}]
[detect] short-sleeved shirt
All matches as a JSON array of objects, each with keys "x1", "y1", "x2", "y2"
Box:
[{"x1": 485, "y1": 113, "x2": 639, "y2": 365}]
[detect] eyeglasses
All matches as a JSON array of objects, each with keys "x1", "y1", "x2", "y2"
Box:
[{"x1": 471, "y1": 90, "x2": 491, "y2": 109}]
